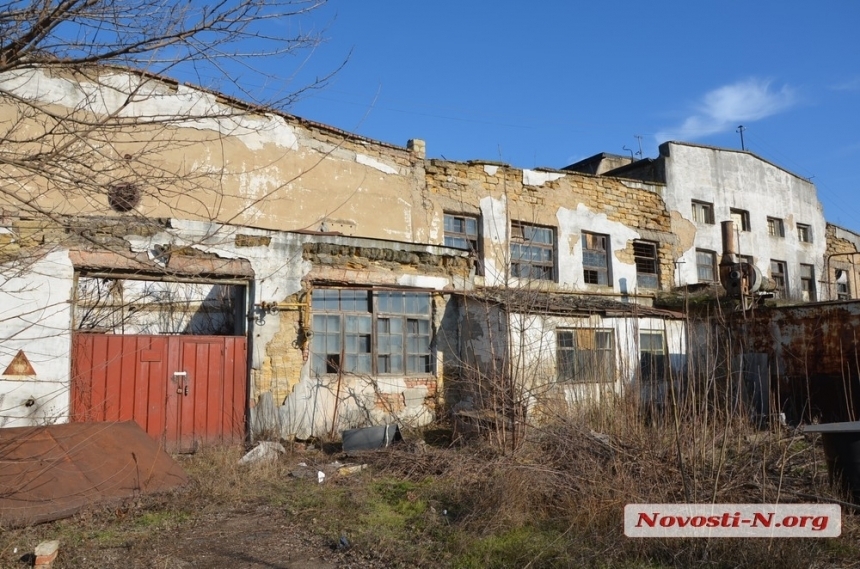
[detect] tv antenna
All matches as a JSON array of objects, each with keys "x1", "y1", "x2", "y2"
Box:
[
  {"x1": 622, "y1": 146, "x2": 634, "y2": 160},
  {"x1": 634, "y1": 135, "x2": 643, "y2": 158},
  {"x1": 736, "y1": 125, "x2": 746, "y2": 150}
]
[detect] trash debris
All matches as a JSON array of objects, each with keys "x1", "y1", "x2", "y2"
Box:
[
  {"x1": 34, "y1": 540, "x2": 59, "y2": 569},
  {"x1": 337, "y1": 464, "x2": 368, "y2": 476},
  {"x1": 337, "y1": 533, "x2": 351, "y2": 550},
  {"x1": 317, "y1": 471, "x2": 326, "y2": 484},
  {"x1": 238, "y1": 441, "x2": 285, "y2": 465},
  {"x1": 342, "y1": 424, "x2": 403, "y2": 452}
]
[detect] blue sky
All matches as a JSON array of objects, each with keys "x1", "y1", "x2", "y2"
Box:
[{"x1": 227, "y1": 1, "x2": 860, "y2": 232}]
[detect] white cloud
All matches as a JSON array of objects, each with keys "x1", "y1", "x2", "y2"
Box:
[
  {"x1": 656, "y1": 78, "x2": 797, "y2": 142},
  {"x1": 830, "y1": 77, "x2": 860, "y2": 92}
]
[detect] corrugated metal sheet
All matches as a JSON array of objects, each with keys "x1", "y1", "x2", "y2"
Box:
[
  {"x1": 0, "y1": 421, "x2": 187, "y2": 527},
  {"x1": 72, "y1": 335, "x2": 247, "y2": 452}
]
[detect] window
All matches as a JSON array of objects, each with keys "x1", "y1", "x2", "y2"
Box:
[
  {"x1": 696, "y1": 249, "x2": 717, "y2": 282},
  {"x1": 836, "y1": 269, "x2": 851, "y2": 300},
  {"x1": 767, "y1": 217, "x2": 785, "y2": 238},
  {"x1": 510, "y1": 222, "x2": 554, "y2": 280},
  {"x1": 800, "y1": 264, "x2": 816, "y2": 301},
  {"x1": 444, "y1": 213, "x2": 482, "y2": 275},
  {"x1": 557, "y1": 329, "x2": 615, "y2": 383},
  {"x1": 691, "y1": 200, "x2": 714, "y2": 224},
  {"x1": 633, "y1": 240, "x2": 658, "y2": 289},
  {"x1": 730, "y1": 208, "x2": 751, "y2": 231},
  {"x1": 797, "y1": 223, "x2": 812, "y2": 243},
  {"x1": 640, "y1": 331, "x2": 666, "y2": 384},
  {"x1": 311, "y1": 289, "x2": 432, "y2": 376},
  {"x1": 582, "y1": 231, "x2": 611, "y2": 285},
  {"x1": 770, "y1": 260, "x2": 788, "y2": 298}
]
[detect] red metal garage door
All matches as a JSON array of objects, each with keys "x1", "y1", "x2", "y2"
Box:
[{"x1": 71, "y1": 334, "x2": 247, "y2": 452}]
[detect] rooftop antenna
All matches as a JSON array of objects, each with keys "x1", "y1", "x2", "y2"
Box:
[
  {"x1": 736, "y1": 125, "x2": 746, "y2": 151},
  {"x1": 634, "y1": 135, "x2": 643, "y2": 158},
  {"x1": 622, "y1": 145, "x2": 634, "y2": 160}
]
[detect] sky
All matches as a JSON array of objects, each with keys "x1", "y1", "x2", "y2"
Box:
[{"x1": 218, "y1": 1, "x2": 860, "y2": 232}]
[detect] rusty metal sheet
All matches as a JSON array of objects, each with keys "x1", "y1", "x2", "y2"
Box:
[{"x1": 0, "y1": 421, "x2": 188, "y2": 527}]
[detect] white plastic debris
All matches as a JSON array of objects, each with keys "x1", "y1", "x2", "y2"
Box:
[
  {"x1": 238, "y1": 441, "x2": 286, "y2": 465},
  {"x1": 317, "y1": 470, "x2": 326, "y2": 484}
]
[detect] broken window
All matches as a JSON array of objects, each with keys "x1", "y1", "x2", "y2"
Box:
[
  {"x1": 730, "y1": 208, "x2": 751, "y2": 231},
  {"x1": 797, "y1": 223, "x2": 812, "y2": 243},
  {"x1": 556, "y1": 329, "x2": 615, "y2": 383},
  {"x1": 696, "y1": 249, "x2": 717, "y2": 282},
  {"x1": 767, "y1": 217, "x2": 785, "y2": 238},
  {"x1": 444, "y1": 213, "x2": 482, "y2": 274},
  {"x1": 800, "y1": 264, "x2": 816, "y2": 301},
  {"x1": 582, "y1": 231, "x2": 611, "y2": 285},
  {"x1": 510, "y1": 222, "x2": 555, "y2": 281},
  {"x1": 310, "y1": 289, "x2": 432, "y2": 376},
  {"x1": 639, "y1": 331, "x2": 666, "y2": 384},
  {"x1": 633, "y1": 240, "x2": 658, "y2": 289},
  {"x1": 836, "y1": 269, "x2": 851, "y2": 300},
  {"x1": 691, "y1": 200, "x2": 714, "y2": 224},
  {"x1": 770, "y1": 260, "x2": 788, "y2": 298}
]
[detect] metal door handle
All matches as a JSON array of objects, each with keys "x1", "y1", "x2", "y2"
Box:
[{"x1": 173, "y1": 371, "x2": 187, "y2": 394}]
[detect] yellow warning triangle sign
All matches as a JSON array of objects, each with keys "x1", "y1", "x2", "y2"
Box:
[{"x1": 3, "y1": 350, "x2": 36, "y2": 376}]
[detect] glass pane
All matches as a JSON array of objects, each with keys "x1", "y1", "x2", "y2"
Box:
[
  {"x1": 408, "y1": 337, "x2": 420, "y2": 353},
  {"x1": 390, "y1": 355, "x2": 403, "y2": 374},
  {"x1": 355, "y1": 354, "x2": 371, "y2": 373},
  {"x1": 444, "y1": 215, "x2": 454, "y2": 232},
  {"x1": 390, "y1": 318, "x2": 403, "y2": 334},
  {"x1": 389, "y1": 293, "x2": 403, "y2": 313},
  {"x1": 327, "y1": 314, "x2": 340, "y2": 328},
  {"x1": 377, "y1": 292, "x2": 390, "y2": 312},
  {"x1": 358, "y1": 315, "x2": 371, "y2": 333},
  {"x1": 326, "y1": 334, "x2": 340, "y2": 353},
  {"x1": 345, "y1": 335, "x2": 357, "y2": 352},
  {"x1": 465, "y1": 217, "x2": 478, "y2": 236},
  {"x1": 312, "y1": 333, "x2": 325, "y2": 352},
  {"x1": 312, "y1": 314, "x2": 326, "y2": 331},
  {"x1": 390, "y1": 335, "x2": 403, "y2": 351},
  {"x1": 378, "y1": 336, "x2": 390, "y2": 352}
]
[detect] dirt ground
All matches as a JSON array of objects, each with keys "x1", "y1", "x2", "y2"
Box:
[{"x1": 3, "y1": 504, "x2": 391, "y2": 569}]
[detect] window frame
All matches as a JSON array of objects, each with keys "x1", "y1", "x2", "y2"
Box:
[
  {"x1": 310, "y1": 288, "x2": 433, "y2": 377},
  {"x1": 691, "y1": 200, "x2": 715, "y2": 224},
  {"x1": 633, "y1": 240, "x2": 659, "y2": 290},
  {"x1": 797, "y1": 223, "x2": 812, "y2": 243},
  {"x1": 767, "y1": 217, "x2": 785, "y2": 238},
  {"x1": 770, "y1": 260, "x2": 788, "y2": 299},
  {"x1": 556, "y1": 328, "x2": 615, "y2": 383},
  {"x1": 695, "y1": 249, "x2": 717, "y2": 282},
  {"x1": 800, "y1": 263, "x2": 816, "y2": 301},
  {"x1": 444, "y1": 212, "x2": 482, "y2": 274},
  {"x1": 836, "y1": 269, "x2": 851, "y2": 300},
  {"x1": 639, "y1": 330, "x2": 667, "y2": 384},
  {"x1": 729, "y1": 208, "x2": 751, "y2": 232},
  {"x1": 582, "y1": 231, "x2": 612, "y2": 286},
  {"x1": 510, "y1": 221, "x2": 555, "y2": 281}
]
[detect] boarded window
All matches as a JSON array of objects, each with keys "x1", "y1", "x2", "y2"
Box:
[
  {"x1": 557, "y1": 329, "x2": 614, "y2": 383},
  {"x1": 730, "y1": 208, "x2": 751, "y2": 231}
]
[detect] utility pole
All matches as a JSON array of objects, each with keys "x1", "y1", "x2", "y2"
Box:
[{"x1": 736, "y1": 125, "x2": 746, "y2": 151}]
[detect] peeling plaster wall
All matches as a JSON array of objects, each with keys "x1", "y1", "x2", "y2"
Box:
[
  {"x1": 0, "y1": 67, "x2": 428, "y2": 243},
  {"x1": 427, "y1": 160, "x2": 675, "y2": 295},
  {"x1": 662, "y1": 143, "x2": 826, "y2": 296},
  {"x1": 0, "y1": 250, "x2": 74, "y2": 427},
  {"x1": 507, "y1": 313, "x2": 687, "y2": 408}
]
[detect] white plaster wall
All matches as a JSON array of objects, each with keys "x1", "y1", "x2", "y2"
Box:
[
  {"x1": 507, "y1": 313, "x2": 687, "y2": 407},
  {"x1": 664, "y1": 143, "x2": 826, "y2": 297},
  {"x1": 557, "y1": 204, "x2": 641, "y2": 293},
  {"x1": 0, "y1": 250, "x2": 74, "y2": 426}
]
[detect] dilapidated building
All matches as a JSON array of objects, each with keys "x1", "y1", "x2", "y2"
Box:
[{"x1": 2, "y1": 64, "x2": 856, "y2": 448}]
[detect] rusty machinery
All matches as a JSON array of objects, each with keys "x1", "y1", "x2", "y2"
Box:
[{"x1": 719, "y1": 220, "x2": 775, "y2": 312}]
